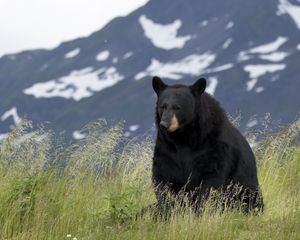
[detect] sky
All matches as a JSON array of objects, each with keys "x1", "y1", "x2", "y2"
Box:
[{"x1": 0, "y1": 0, "x2": 148, "y2": 57}]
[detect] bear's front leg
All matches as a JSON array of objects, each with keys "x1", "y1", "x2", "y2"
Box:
[
  {"x1": 190, "y1": 176, "x2": 226, "y2": 214},
  {"x1": 152, "y1": 181, "x2": 177, "y2": 220}
]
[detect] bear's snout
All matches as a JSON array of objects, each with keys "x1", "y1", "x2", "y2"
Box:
[
  {"x1": 160, "y1": 114, "x2": 179, "y2": 132},
  {"x1": 159, "y1": 120, "x2": 169, "y2": 129}
]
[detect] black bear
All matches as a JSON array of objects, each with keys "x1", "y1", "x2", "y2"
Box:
[{"x1": 152, "y1": 76, "x2": 263, "y2": 215}]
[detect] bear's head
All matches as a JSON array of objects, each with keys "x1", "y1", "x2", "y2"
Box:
[{"x1": 152, "y1": 76, "x2": 206, "y2": 133}]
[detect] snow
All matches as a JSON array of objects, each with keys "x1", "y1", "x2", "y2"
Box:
[
  {"x1": 0, "y1": 133, "x2": 8, "y2": 142},
  {"x1": 205, "y1": 77, "x2": 218, "y2": 96},
  {"x1": 205, "y1": 63, "x2": 234, "y2": 74},
  {"x1": 247, "y1": 37, "x2": 287, "y2": 54},
  {"x1": 244, "y1": 64, "x2": 286, "y2": 79},
  {"x1": 249, "y1": 142, "x2": 257, "y2": 149},
  {"x1": 259, "y1": 52, "x2": 289, "y2": 62},
  {"x1": 222, "y1": 38, "x2": 232, "y2": 49},
  {"x1": 237, "y1": 52, "x2": 252, "y2": 61},
  {"x1": 255, "y1": 87, "x2": 264, "y2": 93},
  {"x1": 226, "y1": 21, "x2": 234, "y2": 29},
  {"x1": 73, "y1": 131, "x2": 86, "y2": 140},
  {"x1": 244, "y1": 64, "x2": 285, "y2": 92},
  {"x1": 1, "y1": 107, "x2": 21, "y2": 125},
  {"x1": 238, "y1": 37, "x2": 287, "y2": 61},
  {"x1": 238, "y1": 37, "x2": 288, "y2": 62},
  {"x1": 96, "y1": 50, "x2": 110, "y2": 61},
  {"x1": 124, "y1": 132, "x2": 131, "y2": 137},
  {"x1": 139, "y1": 15, "x2": 192, "y2": 50},
  {"x1": 129, "y1": 125, "x2": 139, "y2": 132},
  {"x1": 64, "y1": 48, "x2": 80, "y2": 58},
  {"x1": 123, "y1": 52, "x2": 133, "y2": 59},
  {"x1": 247, "y1": 120, "x2": 258, "y2": 128},
  {"x1": 297, "y1": 43, "x2": 300, "y2": 50},
  {"x1": 24, "y1": 67, "x2": 124, "y2": 101},
  {"x1": 239, "y1": 36, "x2": 288, "y2": 61},
  {"x1": 112, "y1": 57, "x2": 118, "y2": 64},
  {"x1": 246, "y1": 78, "x2": 258, "y2": 91},
  {"x1": 271, "y1": 75, "x2": 280, "y2": 82},
  {"x1": 135, "y1": 53, "x2": 216, "y2": 80},
  {"x1": 0, "y1": 107, "x2": 22, "y2": 142},
  {"x1": 278, "y1": 0, "x2": 300, "y2": 30},
  {"x1": 200, "y1": 20, "x2": 208, "y2": 27}
]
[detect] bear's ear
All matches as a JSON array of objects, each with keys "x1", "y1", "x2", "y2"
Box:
[
  {"x1": 152, "y1": 76, "x2": 167, "y2": 95},
  {"x1": 190, "y1": 78, "x2": 206, "y2": 96}
]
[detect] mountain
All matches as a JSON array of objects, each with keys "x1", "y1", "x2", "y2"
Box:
[{"x1": 1, "y1": 0, "x2": 300, "y2": 140}]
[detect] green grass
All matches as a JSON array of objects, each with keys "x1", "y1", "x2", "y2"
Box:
[{"x1": 0, "y1": 119, "x2": 299, "y2": 240}]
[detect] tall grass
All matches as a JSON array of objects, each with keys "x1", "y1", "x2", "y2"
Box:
[{"x1": 0, "y1": 119, "x2": 299, "y2": 240}]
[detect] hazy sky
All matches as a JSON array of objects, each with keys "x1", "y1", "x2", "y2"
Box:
[{"x1": 0, "y1": 0, "x2": 148, "y2": 57}]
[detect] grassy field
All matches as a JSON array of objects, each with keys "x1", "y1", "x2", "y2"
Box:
[{"x1": 0, "y1": 119, "x2": 299, "y2": 240}]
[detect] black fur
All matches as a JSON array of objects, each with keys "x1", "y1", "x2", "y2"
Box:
[{"x1": 152, "y1": 76, "x2": 263, "y2": 215}]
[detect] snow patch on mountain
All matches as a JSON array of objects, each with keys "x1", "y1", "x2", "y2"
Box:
[
  {"x1": 135, "y1": 53, "x2": 216, "y2": 80},
  {"x1": 205, "y1": 63, "x2": 234, "y2": 74},
  {"x1": 200, "y1": 20, "x2": 208, "y2": 27},
  {"x1": 278, "y1": 0, "x2": 300, "y2": 30},
  {"x1": 245, "y1": 64, "x2": 286, "y2": 91},
  {"x1": 73, "y1": 130, "x2": 86, "y2": 140},
  {"x1": 247, "y1": 119, "x2": 258, "y2": 128},
  {"x1": 237, "y1": 52, "x2": 252, "y2": 61},
  {"x1": 24, "y1": 67, "x2": 124, "y2": 101},
  {"x1": 259, "y1": 52, "x2": 289, "y2": 62},
  {"x1": 65, "y1": 48, "x2": 80, "y2": 59},
  {"x1": 112, "y1": 57, "x2": 118, "y2": 64},
  {"x1": 238, "y1": 37, "x2": 287, "y2": 60},
  {"x1": 206, "y1": 77, "x2": 218, "y2": 95},
  {"x1": 226, "y1": 21, "x2": 234, "y2": 29},
  {"x1": 1, "y1": 107, "x2": 21, "y2": 125},
  {"x1": 0, "y1": 107, "x2": 21, "y2": 141},
  {"x1": 297, "y1": 43, "x2": 300, "y2": 50},
  {"x1": 255, "y1": 87, "x2": 264, "y2": 93},
  {"x1": 0, "y1": 133, "x2": 8, "y2": 141},
  {"x1": 246, "y1": 78, "x2": 258, "y2": 91},
  {"x1": 247, "y1": 37, "x2": 287, "y2": 54},
  {"x1": 223, "y1": 38, "x2": 233, "y2": 49},
  {"x1": 271, "y1": 75, "x2": 280, "y2": 82},
  {"x1": 124, "y1": 132, "x2": 131, "y2": 137},
  {"x1": 238, "y1": 37, "x2": 288, "y2": 61},
  {"x1": 139, "y1": 15, "x2": 192, "y2": 50},
  {"x1": 244, "y1": 64, "x2": 286, "y2": 79},
  {"x1": 123, "y1": 52, "x2": 133, "y2": 59},
  {"x1": 129, "y1": 125, "x2": 140, "y2": 132},
  {"x1": 96, "y1": 50, "x2": 110, "y2": 61}
]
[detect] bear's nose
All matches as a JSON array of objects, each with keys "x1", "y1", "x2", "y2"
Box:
[{"x1": 159, "y1": 120, "x2": 169, "y2": 129}]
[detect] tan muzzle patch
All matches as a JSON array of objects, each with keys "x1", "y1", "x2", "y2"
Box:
[{"x1": 168, "y1": 114, "x2": 179, "y2": 132}]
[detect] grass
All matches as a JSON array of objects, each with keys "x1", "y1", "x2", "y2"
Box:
[{"x1": 0, "y1": 119, "x2": 299, "y2": 240}]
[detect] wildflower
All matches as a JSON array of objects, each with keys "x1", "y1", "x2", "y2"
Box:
[{"x1": 67, "y1": 234, "x2": 72, "y2": 238}]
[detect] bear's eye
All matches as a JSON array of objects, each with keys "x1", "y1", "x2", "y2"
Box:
[
  {"x1": 160, "y1": 104, "x2": 167, "y2": 110},
  {"x1": 173, "y1": 105, "x2": 181, "y2": 110}
]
